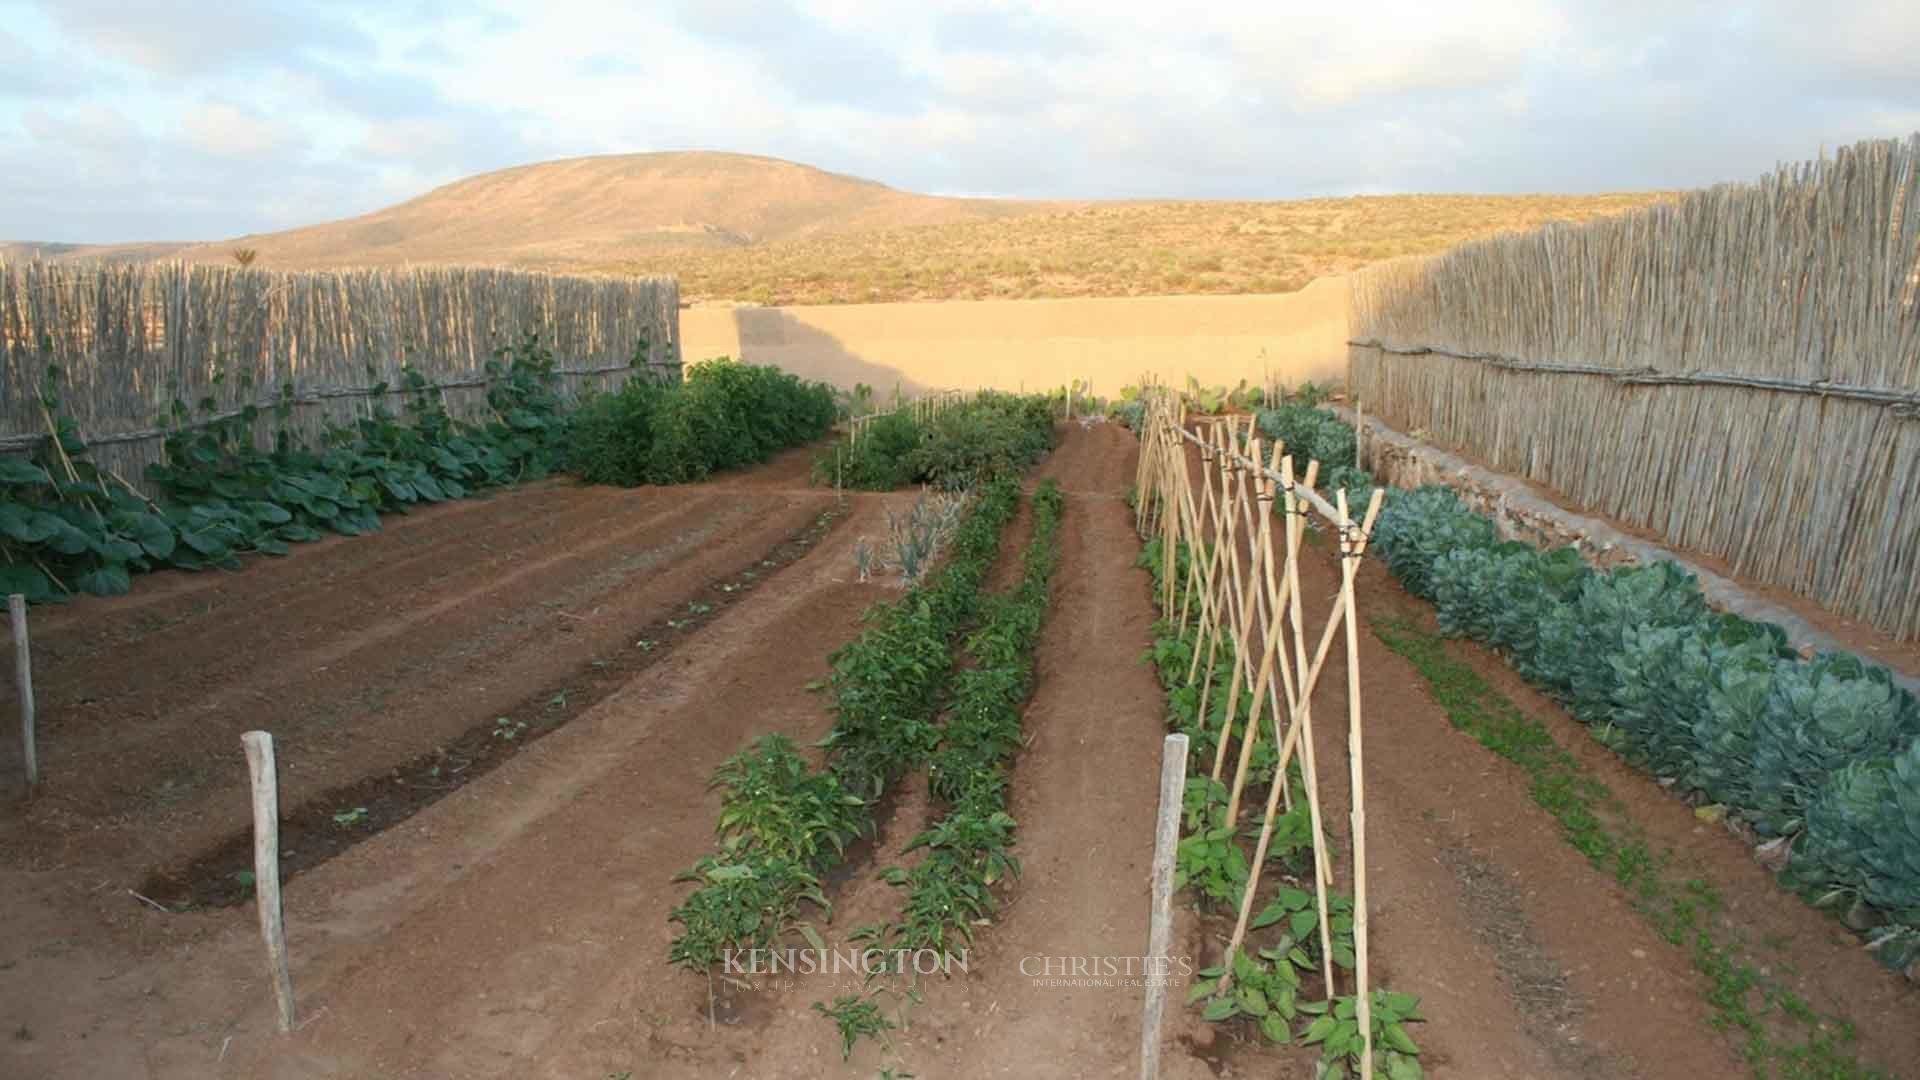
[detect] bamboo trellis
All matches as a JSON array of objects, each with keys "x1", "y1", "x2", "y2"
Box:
[
  {"x1": 1349, "y1": 134, "x2": 1920, "y2": 640},
  {"x1": 847, "y1": 388, "x2": 969, "y2": 444},
  {"x1": 1133, "y1": 388, "x2": 1386, "y2": 1078},
  {"x1": 0, "y1": 260, "x2": 680, "y2": 491}
]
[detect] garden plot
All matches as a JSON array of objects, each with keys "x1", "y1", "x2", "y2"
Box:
[{"x1": 3, "y1": 422, "x2": 1916, "y2": 1080}]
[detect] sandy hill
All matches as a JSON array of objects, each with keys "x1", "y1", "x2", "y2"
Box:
[
  {"x1": 3, "y1": 150, "x2": 1669, "y2": 303},
  {"x1": 182, "y1": 152, "x2": 1065, "y2": 270}
]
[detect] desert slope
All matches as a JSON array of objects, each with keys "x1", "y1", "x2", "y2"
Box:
[
  {"x1": 185, "y1": 151, "x2": 1065, "y2": 269},
  {"x1": 1, "y1": 150, "x2": 1667, "y2": 303}
]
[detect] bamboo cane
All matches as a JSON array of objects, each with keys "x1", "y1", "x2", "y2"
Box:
[
  {"x1": 1342, "y1": 487, "x2": 1386, "y2": 1080},
  {"x1": 1222, "y1": 449, "x2": 1282, "y2": 829},
  {"x1": 1208, "y1": 432, "x2": 1260, "y2": 784}
]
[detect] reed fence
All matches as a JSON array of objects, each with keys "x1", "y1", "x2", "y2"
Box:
[
  {"x1": 0, "y1": 261, "x2": 679, "y2": 489},
  {"x1": 1348, "y1": 134, "x2": 1920, "y2": 640}
]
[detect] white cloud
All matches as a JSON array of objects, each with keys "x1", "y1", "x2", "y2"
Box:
[
  {"x1": 181, "y1": 102, "x2": 289, "y2": 158},
  {"x1": 0, "y1": 0, "x2": 1917, "y2": 240}
]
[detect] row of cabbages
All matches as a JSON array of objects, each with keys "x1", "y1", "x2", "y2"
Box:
[{"x1": 1373, "y1": 484, "x2": 1920, "y2": 966}]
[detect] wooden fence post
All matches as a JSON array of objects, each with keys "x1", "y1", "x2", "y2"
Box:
[
  {"x1": 9, "y1": 594, "x2": 33, "y2": 791},
  {"x1": 1140, "y1": 732, "x2": 1190, "y2": 1080},
  {"x1": 241, "y1": 731, "x2": 297, "y2": 1033}
]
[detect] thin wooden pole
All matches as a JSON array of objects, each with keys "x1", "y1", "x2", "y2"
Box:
[
  {"x1": 9, "y1": 594, "x2": 34, "y2": 790},
  {"x1": 241, "y1": 731, "x2": 297, "y2": 1033},
  {"x1": 1186, "y1": 424, "x2": 1232, "y2": 682},
  {"x1": 1215, "y1": 457, "x2": 1336, "y2": 999},
  {"x1": 1140, "y1": 732, "x2": 1189, "y2": 1080},
  {"x1": 1341, "y1": 488, "x2": 1386, "y2": 1080},
  {"x1": 1209, "y1": 430, "x2": 1258, "y2": 784},
  {"x1": 1223, "y1": 451, "x2": 1280, "y2": 829}
]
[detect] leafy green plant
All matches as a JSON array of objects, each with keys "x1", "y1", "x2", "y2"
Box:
[
  {"x1": 667, "y1": 854, "x2": 829, "y2": 973},
  {"x1": 1292, "y1": 381, "x2": 1332, "y2": 408},
  {"x1": 829, "y1": 412, "x2": 923, "y2": 490},
  {"x1": 1364, "y1": 470, "x2": 1920, "y2": 977},
  {"x1": 1184, "y1": 376, "x2": 1228, "y2": 414},
  {"x1": 813, "y1": 993, "x2": 896, "y2": 1061},
  {"x1": 823, "y1": 479, "x2": 1021, "y2": 796},
  {"x1": 1175, "y1": 787, "x2": 1251, "y2": 909},
  {"x1": 1796, "y1": 740, "x2": 1920, "y2": 930},
  {"x1": 1747, "y1": 653, "x2": 1920, "y2": 836},
  {"x1": 1256, "y1": 401, "x2": 1355, "y2": 475},
  {"x1": 1300, "y1": 989, "x2": 1425, "y2": 1080},
  {"x1": 1605, "y1": 613, "x2": 1787, "y2": 787},
  {"x1": 822, "y1": 393, "x2": 1056, "y2": 492},
  {"x1": 571, "y1": 358, "x2": 835, "y2": 486},
  {"x1": 568, "y1": 376, "x2": 671, "y2": 485},
  {"x1": 1187, "y1": 947, "x2": 1304, "y2": 1045},
  {"x1": 0, "y1": 331, "x2": 630, "y2": 604},
  {"x1": 670, "y1": 479, "x2": 1028, "y2": 975},
  {"x1": 883, "y1": 481, "x2": 1064, "y2": 953},
  {"x1": 710, "y1": 734, "x2": 867, "y2": 864},
  {"x1": 905, "y1": 393, "x2": 1056, "y2": 491}
]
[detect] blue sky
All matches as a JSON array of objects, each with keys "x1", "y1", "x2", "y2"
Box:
[{"x1": 3, "y1": 1, "x2": 1917, "y2": 242}]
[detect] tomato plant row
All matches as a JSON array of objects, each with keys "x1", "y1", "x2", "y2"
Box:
[
  {"x1": 881, "y1": 480, "x2": 1065, "y2": 952},
  {"x1": 668, "y1": 479, "x2": 1024, "y2": 974}
]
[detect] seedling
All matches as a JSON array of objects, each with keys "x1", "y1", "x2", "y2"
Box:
[{"x1": 813, "y1": 994, "x2": 895, "y2": 1061}]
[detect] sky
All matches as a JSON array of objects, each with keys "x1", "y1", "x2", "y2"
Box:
[{"x1": 2, "y1": 1, "x2": 1917, "y2": 243}]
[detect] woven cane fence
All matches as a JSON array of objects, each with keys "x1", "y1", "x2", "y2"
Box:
[
  {"x1": 0, "y1": 261, "x2": 680, "y2": 488},
  {"x1": 1349, "y1": 135, "x2": 1920, "y2": 639}
]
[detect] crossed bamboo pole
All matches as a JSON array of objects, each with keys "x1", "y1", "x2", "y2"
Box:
[{"x1": 1133, "y1": 388, "x2": 1386, "y2": 1080}]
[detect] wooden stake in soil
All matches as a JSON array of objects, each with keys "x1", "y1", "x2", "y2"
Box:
[
  {"x1": 1140, "y1": 732, "x2": 1189, "y2": 1080},
  {"x1": 1340, "y1": 488, "x2": 1386, "y2": 1080},
  {"x1": 8, "y1": 594, "x2": 34, "y2": 790},
  {"x1": 241, "y1": 731, "x2": 297, "y2": 1033}
]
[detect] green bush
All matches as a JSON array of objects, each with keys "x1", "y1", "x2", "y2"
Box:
[
  {"x1": 643, "y1": 360, "x2": 836, "y2": 484},
  {"x1": 832, "y1": 412, "x2": 922, "y2": 490},
  {"x1": 909, "y1": 393, "x2": 1055, "y2": 490},
  {"x1": 821, "y1": 392, "x2": 1055, "y2": 492},
  {"x1": 569, "y1": 359, "x2": 835, "y2": 486},
  {"x1": 568, "y1": 378, "x2": 670, "y2": 485}
]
